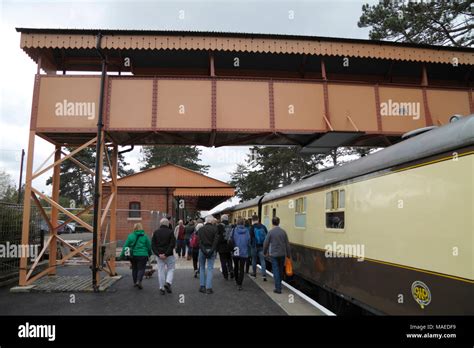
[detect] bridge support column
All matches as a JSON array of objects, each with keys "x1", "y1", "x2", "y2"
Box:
[
  {"x1": 48, "y1": 146, "x2": 61, "y2": 275},
  {"x1": 19, "y1": 130, "x2": 36, "y2": 286}
]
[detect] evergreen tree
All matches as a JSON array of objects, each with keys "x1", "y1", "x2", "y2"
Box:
[
  {"x1": 230, "y1": 147, "x2": 326, "y2": 201},
  {"x1": 358, "y1": 0, "x2": 472, "y2": 47},
  {"x1": 46, "y1": 146, "x2": 133, "y2": 206},
  {"x1": 140, "y1": 145, "x2": 210, "y2": 173},
  {"x1": 0, "y1": 170, "x2": 18, "y2": 203},
  {"x1": 230, "y1": 146, "x2": 380, "y2": 201}
]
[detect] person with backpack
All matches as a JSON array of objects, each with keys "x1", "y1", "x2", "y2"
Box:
[
  {"x1": 152, "y1": 218, "x2": 177, "y2": 295},
  {"x1": 120, "y1": 223, "x2": 152, "y2": 290},
  {"x1": 190, "y1": 222, "x2": 203, "y2": 278},
  {"x1": 231, "y1": 217, "x2": 251, "y2": 291},
  {"x1": 244, "y1": 218, "x2": 252, "y2": 274},
  {"x1": 197, "y1": 215, "x2": 219, "y2": 294},
  {"x1": 184, "y1": 220, "x2": 195, "y2": 261},
  {"x1": 249, "y1": 214, "x2": 268, "y2": 281},
  {"x1": 217, "y1": 214, "x2": 234, "y2": 280},
  {"x1": 174, "y1": 220, "x2": 186, "y2": 258}
]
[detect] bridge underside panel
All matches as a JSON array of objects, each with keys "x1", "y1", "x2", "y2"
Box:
[
  {"x1": 300, "y1": 132, "x2": 365, "y2": 154},
  {"x1": 32, "y1": 75, "x2": 472, "y2": 147}
]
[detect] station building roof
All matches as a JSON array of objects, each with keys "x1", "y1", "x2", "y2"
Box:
[{"x1": 110, "y1": 163, "x2": 235, "y2": 209}]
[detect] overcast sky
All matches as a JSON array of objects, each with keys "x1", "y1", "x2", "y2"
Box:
[{"x1": 0, "y1": 0, "x2": 377, "y2": 212}]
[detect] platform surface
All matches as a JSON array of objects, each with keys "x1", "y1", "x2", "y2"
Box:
[{"x1": 1, "y1": 257, "x2": 328, "y2": 316}]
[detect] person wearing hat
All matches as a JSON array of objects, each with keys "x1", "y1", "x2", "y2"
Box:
[{"x1": 217, "y1": 214, "x2": 234, "y2": 280}]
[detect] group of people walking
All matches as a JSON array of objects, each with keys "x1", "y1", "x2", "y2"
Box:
[{"x1": 120, "y1": 213, "x2": 291, "y2": 295}]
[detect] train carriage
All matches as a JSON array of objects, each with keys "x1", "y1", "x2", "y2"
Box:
[{"x1": 214, "y1": 115, "x2": 474, "y2": 315}]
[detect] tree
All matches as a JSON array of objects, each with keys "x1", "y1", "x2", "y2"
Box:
[
  {"x1": 46, "y1": 147, "x2": 133, "y2": 206},
  {"x1": 230, "y1": 147, "x2": 326, "y2": 201},
  {"x1": 0, "y1": 170, "x2": 18, "y2": 203},
  {"x1": 230, "y1": 146, "x2": 381, "y2": 201},
  {"x1": 140, "y1": 146, "x2": 210, "y2": 173},
  {"x1": 358, "y1": 0, "x2": 473, "y2": 47},
  {"x1": 324, "y1": 147, "x2": 376, "y2": 167},
  {"x1": 230, "y1": 163, "x2": 275, "y2": 202}
]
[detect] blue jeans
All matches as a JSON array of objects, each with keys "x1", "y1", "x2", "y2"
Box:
[
  {"x1": 251, "y1": 246, "x2": 266, "y2": 276},
  {"x1": 199, "y1": 249, "x2": 216, "y2": 289},
  {"x1": 185, "y1": 239, "x2": 190, "y2": 256},
  {"x1": 271, "y1": 256, "x2": 285, "y2": 292}
]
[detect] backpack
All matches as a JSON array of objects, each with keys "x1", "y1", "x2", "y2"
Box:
[
  {"x1": 190, "y1": 231, "x2": 199, "y2": 249},
  {"x1": 254, "y1": 225, "x2": 267, "y2": 246},
  {"x1": 225, "y1": 225, "x2": 235, "y2": 249},
  {"x1": 223, "y1": 224, "x2": 233, "y2": 242}
]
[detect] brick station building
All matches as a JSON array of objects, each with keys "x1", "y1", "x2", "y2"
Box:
[{"x1": 102, "y1": 163, "x2": 235, "y2": 241}]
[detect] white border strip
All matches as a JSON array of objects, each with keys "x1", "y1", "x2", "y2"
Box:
[{"x1": 258, "y1": 265, "x2": 336, "y2": 316}]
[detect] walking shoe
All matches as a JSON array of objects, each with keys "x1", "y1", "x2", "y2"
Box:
[
  {"x1": 137, "y1": 282, "x2": 143, "y2": 290},
  {"x1": 194, "y1": 270, "x2": 198, "y2": 278},
  {"x1": 263, "y1": 276, "x2": 267, "y2": 282},
  {"x1": 273, "y1": 289, "x2": 282, "y2": 294},
  {"x1": 164, "y1": 282, "x2": 172, "y2": 293},
  {"x1": 206, "y1": 288, "x2": 214, "y2": 294},
  {"x1": 250, "y1": 273, "x2": 256, "y2": 278},
  {"x1": 223, "y1": 276, "x2": 229, "y2": 280},
  {"x1": 134, "y1": 283, "x2": 138, "y2": 287},
  {"x1": 187, "y1": 255, "x2": 191, "y2": 261},
  {"x1": 238, "y1": 286, "x2": 243, "y2": 291},
  {"x1": 199, "y1": 286, "x2": 206, "y2": 293},
  {"x1": 230, "y1": 272, "x2": 235, "y2": 279},
  {"x1": 160, "y1": 289, "x2": 166, "y2": 295}
]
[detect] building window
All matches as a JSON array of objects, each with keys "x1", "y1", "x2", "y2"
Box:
[
  {"x1": 129, "y1": 201, "x2": 141, "y2": 218},
  {"x1": 295, "y1": 197, "x2": 307, "y2": 228},
  {"x1": 242, "y1": 211, "x2": 247, "y2": 218},
  {"x1": 263, "y1": 205, "x2": 269, "y2": 216},
  {"x1": 325, "y1": 189, "x2": 345, "y2": 229}
]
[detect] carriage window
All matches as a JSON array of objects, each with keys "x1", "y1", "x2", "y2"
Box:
[
  {"x1": 295, "y1": 197, "x2": 307, "y2": 228},
  {"x1": 129, "y1": 202, "x2": 141, "y2": 218},
  {"x1": 339, "y1": 190, "x2": 345, "y2": 209},
  {"x1": 325, "y1": 189, "x2": 345, "y2": 229},
  {"x1": 326, "y1": 192, "x2": 332, "y2": 209}
]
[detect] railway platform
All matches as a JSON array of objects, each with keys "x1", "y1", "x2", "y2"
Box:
[{"x1": 2, "y1": 258, "x2": 331, "y2": 316}]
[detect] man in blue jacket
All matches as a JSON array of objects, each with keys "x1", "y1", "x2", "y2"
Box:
[{"x1": 232, "y1": 217, "x2": 251, "y2": 291}]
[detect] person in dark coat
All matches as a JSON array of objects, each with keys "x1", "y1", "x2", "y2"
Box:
[
  {"x1": 190, "y1": 223, "x2": 204, "y2": 278},
  {"x1": 184, "y1": 220, "x2": 195, "y2": 260},
  {"x1": 197, "y1": 215, "x2": 219, "y2": 294},
  {"x1": 152, "y1": 218, "x2": 176, "y2": 295},
  {"x1": 249, "y1": 214, "x2": 268, "y2": 281},
  {"x1": 217, "y1": 214, "x2": 234, "y2": 280}
]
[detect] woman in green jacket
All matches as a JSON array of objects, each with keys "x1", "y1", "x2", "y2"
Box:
[{"x1": 120, "y1": 223, "x2": 152, "y2": 289}]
